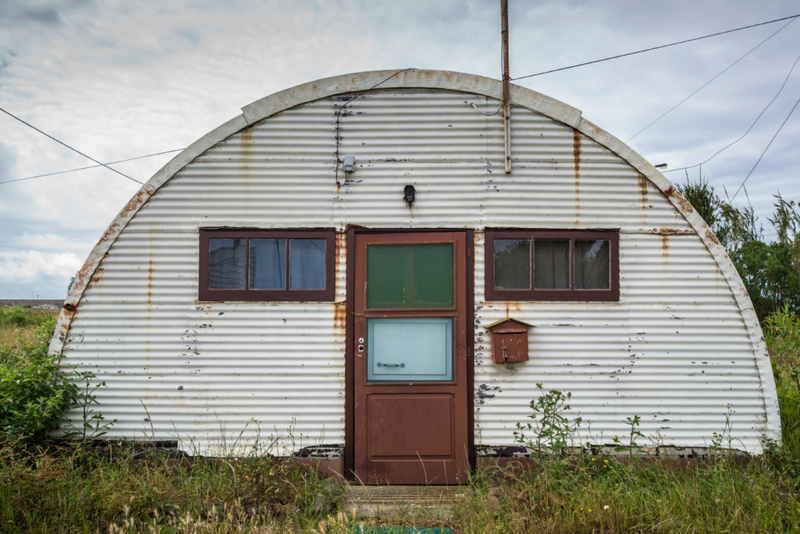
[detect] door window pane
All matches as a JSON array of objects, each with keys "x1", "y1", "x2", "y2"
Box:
[
  {"x1": 414, "y1": 243, "x2": 454, "y2": 306},
  {"x1": 209, "y1": 239, "x2": 246, "y2": 289},
  {"x1": 574, "y1": 240, "x2": 610, "y2": 289},
  {"x1": 367, "y1": 244, "x2": 453, "y2": 308},
  {"x1": 494, "y1": 239, "x2": 531, "y2": 289},
  {"x1": 367, "y1": 318, "x2": 453, "y2": 382},
  {"x1": 289, "y1": 239, "x2": 326, "y2": 290},
  {"x1": 249, "y1": 239, "x2": 286, "y2": 289},
  {"x1": 534, "y1": 240, "x2": 570, "y2": 289}
]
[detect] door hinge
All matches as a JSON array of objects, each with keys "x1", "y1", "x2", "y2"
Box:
[{"x1": 353, "y1": 313, "x2": 364, "y2": 317}]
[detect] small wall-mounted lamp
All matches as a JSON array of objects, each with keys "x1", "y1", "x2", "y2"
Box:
[
  {"x1": 343, "y1": 155, "x2": 356, "y2": 172},
  {"x1": 654, "y1": 163, "x2": 668, "y2": 170},
  {"x1": 404, "y1": 185, "x2": 416, "y2": 206}
]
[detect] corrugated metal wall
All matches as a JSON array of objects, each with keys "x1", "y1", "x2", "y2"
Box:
[{"x1": 62, "y1": 88, "x2": 767, "y2": 454}]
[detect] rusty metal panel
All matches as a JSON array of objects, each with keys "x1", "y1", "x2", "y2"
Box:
[
  {"x1": 475, "y1": 231, "x2": 768, "y2": 453},
  {"x1": 62, "y1": 231, "x2": 347, "y2": 455},
  {"x1": 59, "y1": 78, "x2": 777, "y2": 456}
]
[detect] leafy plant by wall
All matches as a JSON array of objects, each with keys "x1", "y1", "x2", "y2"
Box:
[{"x1": 0, "y1": 318, "x2": 111, "y2": 449}]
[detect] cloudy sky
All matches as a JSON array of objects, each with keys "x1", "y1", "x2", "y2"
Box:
[{"x1": 1, "y1": 0, "x2": 798, "y2": 298}]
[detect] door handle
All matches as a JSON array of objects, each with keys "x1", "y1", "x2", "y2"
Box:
[{"x1": 377, "y1": 363, "x2": 405, "y2": 368}]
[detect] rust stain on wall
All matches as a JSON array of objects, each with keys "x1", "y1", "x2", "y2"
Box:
[
  {"x1": 147, "y1": 258, "x2": 154, "y2": 303},
  {"x1": 334, "y1": 302, "x2": 346, "y2": 340},
  {"x1": 333, "y1": 231, "x2": 347, "y2": 339},
  {"x1": 664, "y1": 186, "x2": 694, "y2": 214},
  {"x1": 661, "y1": 235, "x2": 670, "y2": 257},
  {"x1": 88, "y1": 266, "x2": 104, "y2": 289},
  {"x1": 705, "y1": 229, "x2": 720, "y2": 246},
  {"x1": 240, "y1": 128, "x2": 254, "y2": 154},
  {"x1": 638, "y1": 174, "x2": 649, "y2": 209},
  {"x1": 573, "y1": 130, "x2": 581, "y2": 225},
  {"x1": 654, "y1": 227, "x2": 690, "y2": 235}
]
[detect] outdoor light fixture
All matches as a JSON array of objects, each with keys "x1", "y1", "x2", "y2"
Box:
[
  {"x1": 404, "y1": 185, "x2": 415, "y2": 206},
  {"x1": 655, "y1": 163, "x2": 668, "y2": 170}
]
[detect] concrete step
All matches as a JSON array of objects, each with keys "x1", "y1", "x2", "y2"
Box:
[{"x1": 344, "y1": 485, "x2": 478, "y2": 519}]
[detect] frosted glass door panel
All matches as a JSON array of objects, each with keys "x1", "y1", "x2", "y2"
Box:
[{"x1": 367, "y1": 318, "x2": 453, "y2": 382}]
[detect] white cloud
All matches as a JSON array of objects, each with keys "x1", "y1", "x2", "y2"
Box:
[
  {"x1": 22, "y1": 233, "x2": 96, "y2": 254},
  {"x1": 0, "y1": 250, "x2": 83, "y2": 279},
  {"x1": 0, "y1": 0, "x2": 797, "y2": 261},
  {"x1": 0, "y1": 250, "x2": 83, "y2": 298}
]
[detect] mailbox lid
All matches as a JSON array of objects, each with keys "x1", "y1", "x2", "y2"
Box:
[{"x1": 485, "y1": 317, "x2": 534, "y2": 334}]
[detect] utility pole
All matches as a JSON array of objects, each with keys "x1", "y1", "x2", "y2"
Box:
[{"x1": 501, "y1": 0, "x2": 511, "y2": 173}]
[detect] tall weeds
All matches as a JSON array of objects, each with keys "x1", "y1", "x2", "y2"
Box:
[{"x1": 0, "y1": 440, "x2": 341, "y2": 533}]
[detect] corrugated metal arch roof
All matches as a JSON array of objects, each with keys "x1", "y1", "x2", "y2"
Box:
[{"x1": 49, "y1": 68, "x2": 779, "y2": 442}]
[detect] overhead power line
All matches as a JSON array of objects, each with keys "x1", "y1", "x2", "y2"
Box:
[
  {"x1": 512, "y1": 13, "x2": 800, "y2": 81},
  {"x1": 731, "y1": 94, "x2": 800, "y2": 202},
  {"x1": 0, "y1": 106, "x2": 143, "y2": 185},
  {"x1": 664, "y1": 47, "x2": 800, "y2": 175},
  {"x1": 0, "y1": 149, "x2": 184, "y2": 185},
  {"x1": 627, "y1": 17, "x2": 797, "y2": 142}
]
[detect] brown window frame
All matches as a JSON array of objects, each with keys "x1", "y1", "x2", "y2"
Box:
[
  {"x1": 484, "y1": 229, "x2": 619, "y2": 302},
  {"x1": 199, "y1": 229, "x2": 336, "y2": 302}
]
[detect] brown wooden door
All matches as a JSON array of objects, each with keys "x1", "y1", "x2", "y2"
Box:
[{"x1": 353, "y1": 232, "x2": 469, "y2": 484}]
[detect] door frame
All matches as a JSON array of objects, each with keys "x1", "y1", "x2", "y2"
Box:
[{"x1": 344, "y1": 227, "x2": 475, "y2": 481}]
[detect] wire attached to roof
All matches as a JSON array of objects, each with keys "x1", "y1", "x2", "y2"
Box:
[
  {"x1": 0, "y1": 106, "x2": 143, "y2": 185},
  {"x1": 731, "y1": 94, "x2": 800, "y2": 202},
  {"x1": 0, "y1": 149, "x2": 184, "y2": 185},
  {"x1": 664, "y1": 48, "x2": 800, "y2": 175},
  {"x1": 627, "y1": 17, "x2": 798, "y2": 142},
  {"x1": 512, "y1": 13, "x2": 800, "y2": 81}
]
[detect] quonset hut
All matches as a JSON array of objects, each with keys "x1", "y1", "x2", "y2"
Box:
[{"x1": 51, "y1": 70, "x2": 780, "y2": 484}]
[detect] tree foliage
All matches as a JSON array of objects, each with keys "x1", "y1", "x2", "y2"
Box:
[{"x1": 678, "y1": 178, "x2": 800, "y2": 321}]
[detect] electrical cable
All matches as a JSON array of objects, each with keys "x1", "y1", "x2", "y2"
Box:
[
  {"x1": 627, "y1": 17, "x2": 797, "y2": 142},
  {"x1": 512, "y1": 13, "x2": 800, "y2": 81},
  {"x1": 0, "y1": 106, "x2": 143, "y2": 185},
  {"x1": 731, "y1": 94, "x2": 800, "y2": 202},
  {"x1": 0, "y1": 149, "x2": 184, "y2": 185},
  {"x1": 664, "y1": 48, "x2": 800, "y2": 175},
  {"x1": 468, "y1": 101, "x2": 504, "y2": 116},
  {"x1": 333, "y1": 68, "x2": 412, "y2": 186}
]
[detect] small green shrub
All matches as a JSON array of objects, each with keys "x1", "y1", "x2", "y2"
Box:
[
  {"x1": 0, "y1": 319, "x2": 108, "y2": 449},
  {"x1": 513, "y1": 383, "x2": 583, "y2": 458},
  {"x1": 0, "y1": 320, "x2": 72, "y2": 447}
]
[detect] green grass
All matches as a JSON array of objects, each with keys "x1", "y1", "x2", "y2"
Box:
[
  {"x1": 450, "y1": 455, "x2": 800, "y2": 533},
  {"x1": 0, "y1": 443, "x2": 344, "y2": 533},
  {"x1": 0, "y1": 306, "x2": 798, "y2": 533}
]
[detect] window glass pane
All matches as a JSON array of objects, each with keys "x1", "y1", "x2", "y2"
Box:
[
  {"x1": 414, "y1": 243, "x2": 453, "y2": 307},
  {"x1": 534, "y1": 240, "x2": 570, "y2": 289},
  {"x1": 367, "y1": 318, "x2": 453, "y2": 382},
  {"x1": 494, "y1": 239, "x2": 531, "y2": 289},
  {"x1": 209, "y1": 238, "x2": 246, "y2": 289},
  {"x1": 367, "y1": 243, "x2": 453, "y2": 309},
  {"x1": 574, "y1": 240, "x2": 610, "y2": 289},
  {"x1": 289, "y1": 239, "x2": 326, "y2": 290},
  {"x1": 367, "y1": 245, "x2": 405, "y2": 307},
  {"x1": 249, "y1": 239, "x2": 286, "y2": 289}
]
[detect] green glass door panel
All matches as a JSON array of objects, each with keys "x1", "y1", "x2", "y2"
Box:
[
  {"x1": 367, "y1": 243, "x2": 453, "y2": 309},
  {"x1": 367, "y1": 318, "x2": 453, "y2": 382}
]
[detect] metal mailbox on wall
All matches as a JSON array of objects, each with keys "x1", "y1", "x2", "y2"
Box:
[{"x1": 486, "y1": 318, "x2": 534, "y2": 363}]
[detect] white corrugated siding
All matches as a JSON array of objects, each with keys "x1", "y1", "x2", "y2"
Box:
[{"x1": 63, "y1": 88, "x2": 767, "y2": 454}]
